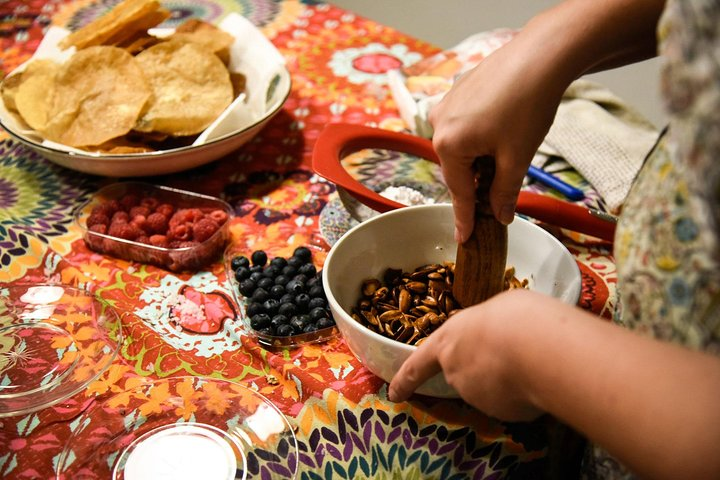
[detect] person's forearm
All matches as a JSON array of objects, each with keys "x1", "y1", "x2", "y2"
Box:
[
  {"x1": 515, "y1": 0, "x2": 664, "y2": 89},
  {"x1": 512, "y1": 306, "x2": 720, "y2": 479}
]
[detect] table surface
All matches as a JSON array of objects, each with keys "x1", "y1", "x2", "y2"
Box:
[{"x1": 0, "y1": 1, "x2": 617, "y2": 478}]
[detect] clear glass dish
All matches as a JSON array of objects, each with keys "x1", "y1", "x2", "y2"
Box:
[
  {"x1": 55, "y1": 376, "x2": 298, "y2": 480},
  {"x1": 74, "y1": 182, "x2": 233, "y2": 272},
  {"x1": 0, "y1": 283, "x2": 123, "y2": 417},
  {"x1": 224, "y1": 243, "x2": 339, "y2": 350}
]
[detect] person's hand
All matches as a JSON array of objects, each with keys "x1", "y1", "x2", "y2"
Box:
[
  {"x1": 429, "y1": 35, "x2": 568, "y2": 243},
  {"x1": 388, "y1": 288, "x2": 557, "y2": 421}
]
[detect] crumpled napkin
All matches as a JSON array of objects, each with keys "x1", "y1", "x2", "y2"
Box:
[
  {"x1": 388, "y1": 31, "x2": 661, "y2": 213},
  {"x1": 539, "y1": 79, "x2": 660, "y2": 212}
]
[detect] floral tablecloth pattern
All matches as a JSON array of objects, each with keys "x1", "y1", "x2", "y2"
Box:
[{"x1": 0, "y1": 1, "x2": 616, "y2": 478}]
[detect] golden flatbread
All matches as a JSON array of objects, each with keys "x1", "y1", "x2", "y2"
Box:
[
  {"x1": 134, "y1": 40, "x2": 233, "y2": 136},
  {"x1": 41, "y1": 46, "x2": 152, "y2": 147},
  {"x1": 14, "y1": 59, "x2": 61, "y2": 131},
  {"x1": 59, "y1": 0, "x2": 165, "y2": 50}
]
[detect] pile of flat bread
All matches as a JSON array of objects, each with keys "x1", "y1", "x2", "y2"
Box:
[{"x1": 1, "y1": 0, "x2": 246, "y2": 153}]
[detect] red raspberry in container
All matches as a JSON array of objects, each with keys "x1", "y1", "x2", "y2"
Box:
[
  {"x1": 192, "y1": 218, "x2": 220, "y2": 242},
  {"x1": 129, "y1": 205, "x2": 151, "y2": 219},
  {"x1": 119, "y1": 193, "x2": 140, "y2": 211},
  {"x1": 149, "y1": 234, "x2": 169, "y2": 248},
  {"x1": 155, "y1": 203, "x2": 174, "y2": 218},
  {"x1": 87, "y1": 213, "x2": 110, "y2": 228},
  {"x1": 145, "y1": 212, "x2": 169, "y2": 235},
  {"x1": 111, "y1": 211, "x2": 129, "y2": 225}
]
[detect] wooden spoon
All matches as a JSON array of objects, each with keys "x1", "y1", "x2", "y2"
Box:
[{"x1": 452, "y1": 157, "x2": 508, "y2": 308}]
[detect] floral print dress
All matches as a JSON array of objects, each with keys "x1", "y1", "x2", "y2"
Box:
[{"x1": 584, "y1": 0, "x2": 720, "y2": 477}]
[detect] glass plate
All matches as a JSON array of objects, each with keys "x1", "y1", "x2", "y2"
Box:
[
  {"x1": 0, "y1": 284, "x2": 123, "y2": 417},
  {"x1": 55, "y1": 376, "x2": 298, "y2": 480}
]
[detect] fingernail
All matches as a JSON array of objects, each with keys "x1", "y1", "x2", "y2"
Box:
[
  {"x1": 499, "y1": 204, "x2": 515, "y2": 225},
  {"x1": 388, "y1": 386, "x2": 398, "y2": 402}
]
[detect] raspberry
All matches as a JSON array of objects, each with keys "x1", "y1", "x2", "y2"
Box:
[
  {"x1": 140, "y1": 197, "x2": 160, "y2": 210},
  {"x1": 149, "y1": 234, "x2": 169, "y2": 248},
  {"x1": 155, "y1": 203, "x2": 174, "y2": 218},
  {"x1": 136, "y1": 235, "x2": 150, "y2": 244},
  {"x1": 91, "y1": 200, "x2": 120, "y2": 218},
  {"x1": 169, "y1": 224, "x2": 191, "y2": 241},
  {"x1": 87, "y1": 213, "x2": 110, "y2": 228},
  {"x1": 145, "y1": 212, "x2": 169, "y2": 235},
  {"x1": 108, "y1": 222, "x2": 134, "y2": 240},
  {"x1": 192, "y1": 218, "x2": 220, "y2": 242},
  {"x1": 129, "y1": 206, "x2": 151, "y2": 219},
  {"x1": 169, "y1": 240, "x2": 200, "y2": 249},
  {"x1": 119, "y1": 193, "x2": 140, "y2": 211},
  {"x1": 111, "y1": 211, "x2": 129, "y2": 224},
  {"x1": 89, "y1": 223, "x2": 108, "y2": 234},
  {"x1": 209, "y1": 210, "x2": 228, "y2": 225},
  {"x1": 168, "y1": 209, "x2": 196, "y2": 230}
]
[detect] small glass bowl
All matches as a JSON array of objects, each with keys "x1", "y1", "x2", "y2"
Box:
[
  {"x1": 0, "y1": 283, "x2": 123, "y2": 417},
  {"x1": 74, "y1": 182, "x2": 233, "y2": 272},
  {"x1": 224, "y1": 244, "x2": 339, "y2": 350}
]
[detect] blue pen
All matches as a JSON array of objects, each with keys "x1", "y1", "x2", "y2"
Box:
[{"x1": 527, "y1": 165, "x2": 585, "y2": 201}]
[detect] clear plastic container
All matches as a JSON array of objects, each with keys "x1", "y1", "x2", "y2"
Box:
[
  {"x1": 225, "y1": 243, "x2": 339, "y2": 350},
  {"x1": 75, "y1": 182, "x2": 233, "y2": 272}
]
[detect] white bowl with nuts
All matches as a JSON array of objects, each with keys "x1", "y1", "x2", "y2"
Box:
[{"x1": 322, "y1": 203, "x2": 582, "y2": 398}]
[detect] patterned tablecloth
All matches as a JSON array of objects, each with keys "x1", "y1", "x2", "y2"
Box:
[{"x1": 0, "y1": 1, "x2": 617, "y2": 478}]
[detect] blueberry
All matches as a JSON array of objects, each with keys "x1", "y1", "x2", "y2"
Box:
[
  {"x1": 276, "y1": 324, "x2": 295, "y2": 337},
  {"x1": 303, "y1": 323, "x2": 319, "y2": 333},
  {"x1": 257, "y1": 327, "x2": 275, "y2": 336},
  {"x1": 262, "y1": 298, "x2": 280, "y2": 316},
  {"x1": 281, "y1": 265, "x2": 297, "y2": 277},
  {"x1": 234, "y1": 266, "x2": 251, "y2": 282},
  {"x1": 316, "y1": 317, "x2": 335, "y2": 329},
  {"x1": 292, "y1": 274, "x2": 308, "y2": 285},
  {"x1": 289, "y1": 315, "x2": 307, "y2": 332},
  {"x1": 238, "y1": 279, "x2": 256, "y2": 297},
  {"x1": 250, "y1": 313, "x2": 271, "y2": 330},
  {"x1": 293, "y1": 246, "x2": 312, "y2": 263},
  {"x1": 246, "y1": 302, "x2": 264, "y2": 317},
  {"x1": 278, "y1": 302, "x2": 297, "y2": 318},
  {"x1": 294, "y1": 293, "x2": 311, "y2": 311},
  {"x1": 308, "y1": 285, "x2": 324, "y2": 299},
  {"x1": 298, "y1": 263, "x2": 317, "y2": 277},
  {"x1": 251, "y1": 287, "x2": 269, "y2": 303},
  {"x1": 306, "y1": 276, "x2": 322, "y2": 290},
  {"x1": 231, "y1": 255, "x2": 250, "y2": 270},
  {"x1": 250, "y1": 265, "x2": 263, "y2": 274},
  {"x1": 309, "y1": 307, "x2": 328, "y2": 321},
  {"x1": 257, "y1": 277, "x2": 274, "y2": 291},
  {"x1": 263, "y1": 265, "x2": 280, "y2": 279},
  {"x1": 271, "y1": 314, "x2": 289, "y2": 329},
  {"x1": 249, "y1": 271, "x2": 264, "y2": 283},
  {"x1": 286, "y1": 279, "x2": 305, "y2": 295},
  {"x1": 251, "y1": 250, "x2": 267, "y2": 267},
  {"x1": 279, "y1": 293, "x2": 295, "y2": 305},
  {"x1": 308, "y1": 297, "x2": 326, "y2": 310},
  {"x1": 270, "y1": 284, "x2": 286, "y2": 299},
  {"x1": 274, "y1": 275, "x2": 290, "y2": 286},
  {"x1": 287, "y1": 256, "x2": 304, "y2": 269},
  {"x1": 270, "y1": 257, "x2": 288, "y2": 269}
]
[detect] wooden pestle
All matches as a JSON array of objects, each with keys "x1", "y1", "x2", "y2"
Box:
[{"x1": 452, "y1": 157, "x2": 508, "y2": 308}]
